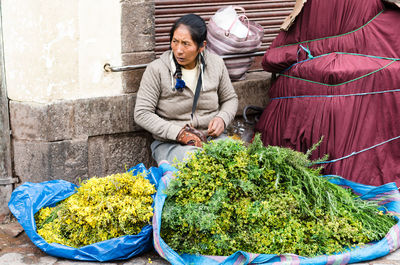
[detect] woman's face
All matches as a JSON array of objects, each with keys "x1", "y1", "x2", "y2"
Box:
[{"x1": 171, "y1": 24, "x2": 205, "y2": 69}]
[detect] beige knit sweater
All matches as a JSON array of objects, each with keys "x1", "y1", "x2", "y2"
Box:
[{"x1": 134, "y1": 49, "x2": 238, "y2": 142}]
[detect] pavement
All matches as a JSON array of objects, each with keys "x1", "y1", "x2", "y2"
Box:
[{"x1": 1, "y1": 220, "x2": 400, "y2": 265}]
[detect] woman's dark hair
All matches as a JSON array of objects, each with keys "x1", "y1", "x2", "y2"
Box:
[
  {"x1": 170, "y1": 14, "x2": 207, "y2": 92},
  {"x1": 169, "y1": 14, "x2": 207, "y2": 48}
]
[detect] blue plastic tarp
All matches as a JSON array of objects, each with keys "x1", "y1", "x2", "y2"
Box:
[
  {"x1": 153, "y1": 163, "x2": 400, "y2": 265},
  {"x1": 8, "y1": 163, "x2": 161, "y2": 262}
]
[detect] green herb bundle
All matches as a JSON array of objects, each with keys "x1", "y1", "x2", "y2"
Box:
[{"x1": 161, "y1": 135, "x2": 396, "y2": 257}]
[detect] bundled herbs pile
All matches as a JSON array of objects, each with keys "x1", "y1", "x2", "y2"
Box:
[
  {"x1": 35, "y1": 171, "x2": 156, "y2": 248},
  {"x1": 161, "y1": 135, "x2": 396, "y2": 257}
]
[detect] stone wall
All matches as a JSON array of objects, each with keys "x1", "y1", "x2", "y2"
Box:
[
  {"x1": 121, "y1": 0, "x2": 155, "y2": 93},
  {"x1": 0, "y1": 45, "x2": 13, "y2": 223},
  {"x1": 9, "y1": 95, "x2": 152, "y2": 184}
]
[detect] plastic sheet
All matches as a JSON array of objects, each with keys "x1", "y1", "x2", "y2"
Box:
[
  {"x1": 8, "y1": 163, "x2": 161, "y2": 262},
  {"x1": 153, "y1": 162, "x2": 400, "y2": 265}
]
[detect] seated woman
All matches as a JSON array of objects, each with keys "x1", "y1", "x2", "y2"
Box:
[{"x1": 134, "y1": 14, "x2": 238, "y2": 165}]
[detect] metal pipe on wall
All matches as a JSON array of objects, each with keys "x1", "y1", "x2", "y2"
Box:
[{"x1": 104, "y1": 51, "x2": 266, "y2": 72}]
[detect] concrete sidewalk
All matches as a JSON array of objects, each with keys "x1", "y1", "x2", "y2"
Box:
[{"x1": 1, "y1": 220, "x2": 400, "y2": 265}]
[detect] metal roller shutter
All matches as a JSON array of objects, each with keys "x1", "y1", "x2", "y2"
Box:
[{"x1": 155, "y1": 0, "x2": 296, "y2": 58}]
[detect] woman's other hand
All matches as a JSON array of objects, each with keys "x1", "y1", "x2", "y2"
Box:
[{"x1": 208, "y1": 117, "x2": 225, "y2": 137}]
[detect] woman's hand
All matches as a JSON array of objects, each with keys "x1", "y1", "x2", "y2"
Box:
[{"x1": 208, "y1": 117, "x2": 225, "y2": 137}]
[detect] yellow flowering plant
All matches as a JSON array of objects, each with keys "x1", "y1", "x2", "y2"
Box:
[{"x1": 35, "y1": 170, "x2": 156, "y2": 248}]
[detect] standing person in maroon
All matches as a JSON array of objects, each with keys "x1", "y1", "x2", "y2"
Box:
[{"x1": 134, "y1": 14, "x2": 238, "y2": 165}]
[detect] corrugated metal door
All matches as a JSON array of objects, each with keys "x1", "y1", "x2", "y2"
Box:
[{"x1": 155, "y1": 0, "x2": 296, "y2": 66}]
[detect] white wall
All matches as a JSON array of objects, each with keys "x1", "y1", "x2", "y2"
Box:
[{"x1": 2, "y1": 0, "x2": 122, "y2": 103}]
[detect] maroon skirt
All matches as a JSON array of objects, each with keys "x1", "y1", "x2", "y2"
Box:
[{"x1": 256, "y1": 0, "x2": 400, "y2": 186}]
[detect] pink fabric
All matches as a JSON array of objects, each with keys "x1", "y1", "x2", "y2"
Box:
[{"x1": 256, "y1": 0, "x2": 400, "y2": 186}]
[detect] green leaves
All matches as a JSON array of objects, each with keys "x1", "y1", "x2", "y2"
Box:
[{"x1": 161, "y1": 136, "x2": 396, "y2": 257}]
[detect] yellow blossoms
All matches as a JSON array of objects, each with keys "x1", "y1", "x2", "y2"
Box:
[{"x1": 35, "y1": 171, "x2": 156, "y2": 248}]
